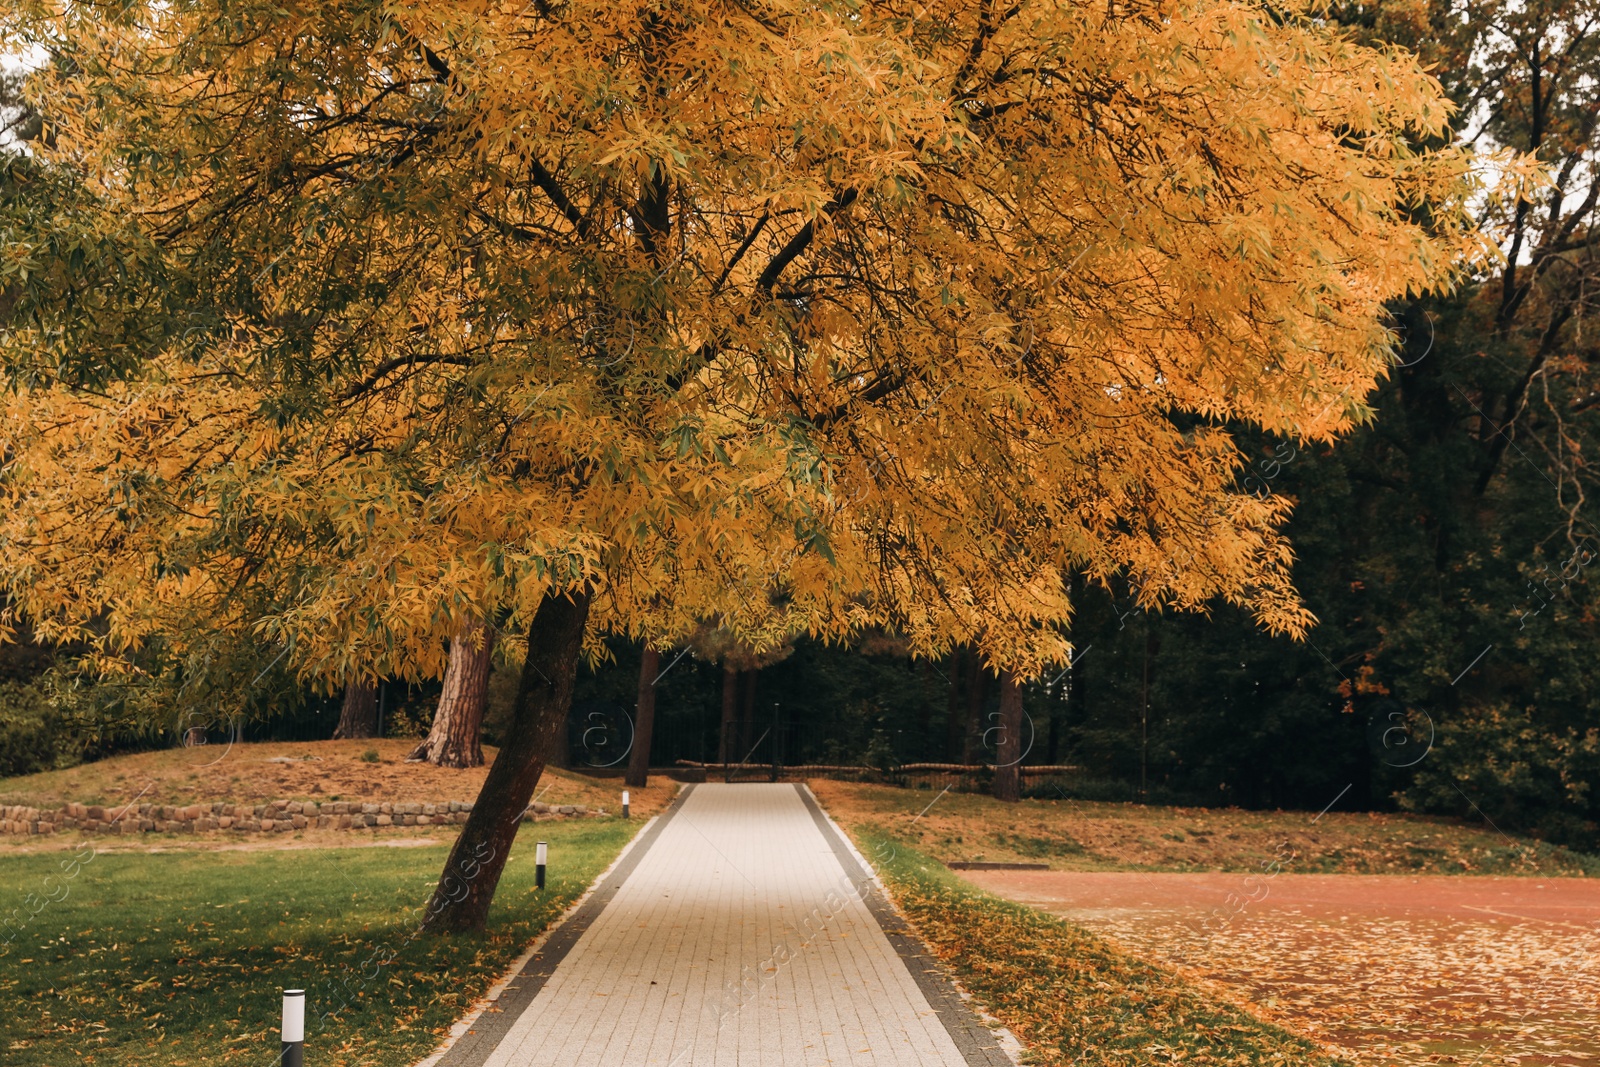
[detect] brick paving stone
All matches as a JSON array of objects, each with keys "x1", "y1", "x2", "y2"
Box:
[{"x1": 463, "y1": 783, "x2": 1005, "y2": 1067}]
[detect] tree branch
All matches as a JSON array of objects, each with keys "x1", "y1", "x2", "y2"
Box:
[
  {"x1": 530, "y1": 157, "x2": 590, "y2": 237},
  {"x1": 711, "y1": 213, "x2": 769, "y2": 295},
  {"x1": 668, "y1": 191, "x2": 857, "y2": 391},
  {"x1": 950, "y1": 2, "x2": 1023, "y2": 94},
  {"x1": 339, "y1": 353, "x2": 477, "y2": 401},
  {"x1": 756, "y1": 189, "x2": 857, "y2": 293},
  {"x1": 1475, "y1": 302, "x2": 1575, "y2": 494}
]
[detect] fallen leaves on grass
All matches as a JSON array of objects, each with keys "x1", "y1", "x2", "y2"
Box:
[
  {"x1": 1079, "y1": 905, "x2": 1600, "y2": 1066},
  {"x1": 0, "y1": 740, "x2": 675, "y2": 819},
  {"x1": 811, "y1": 780, "x2": 1594, "y2": 877},
  {"x1": 855, "y1": 827, "x2": 1349, "y2": 1067}
]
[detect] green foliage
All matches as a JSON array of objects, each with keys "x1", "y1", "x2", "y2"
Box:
[
  {"x1": 0, "y1": 153, "x2": 180, "y2": 390},
  {"x1": 0, "y1": 666, "x2": 168, "y2": 778},
  {"x1": 1402, "y1": 705, "x2": 1600, "y2": 850},
  {"x1": 380, "y1": 701, "x2": 433, "y2": 741},
  {"x1": 0, "y1": 678, "x2": 65, "y2": 777}
]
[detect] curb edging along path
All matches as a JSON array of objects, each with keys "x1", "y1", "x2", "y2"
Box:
[
  {"x1": 430, "y1": 785, "x2": 696, "y2": 1067},
  {"x1": 431, "y1": 783, "x2": 1013, "y2": 1067},
  {"x1": 794, "y1": 785, "x2": 1016, "y2": 1067}
]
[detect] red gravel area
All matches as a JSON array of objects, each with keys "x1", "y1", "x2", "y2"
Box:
[{"x1": 964, "y1": 870, "x2": 1600, "y2": 1066}]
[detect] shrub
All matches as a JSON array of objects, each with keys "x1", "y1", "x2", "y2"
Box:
[
  {"x1": 1399, "y1": 703, "x2": 1600, "y2": 851},
  {"x1": 0, "y1": 677, "x2": 65, "y2": 777}
]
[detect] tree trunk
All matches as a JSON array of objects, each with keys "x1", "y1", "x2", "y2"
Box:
[
  {"x1": 546, "y1": 703, "x2": 572, "y2": 770},
  {"x1": 408, "y1": 621, "x2": 495, "y2": 768},
  {"x1": 1140, "y1": 622, "x2": 1158, "y2": 799},
  {"x1": 718, "y1": 666, "x2": 738, "y2": 779},
  {"x1": 1046, "y1": 688, "x2": 1062, "y2": 766},
  {"x1": 917, "y1": 659, "x2": 934, "y2": 761},
  {"x1": 993, "y1": 671, "x2": 1024, "y2": 802},
  {"x1": 625, "y1": 646, "x2": 660, "y2": 788},
  {"x1": 740, "y1": 666, "x2": 760, "y2": 761},
  {"x1": 1066, "y1": 629, "x2": 1087, "y2": 765},
  {"x1": 1049, "y1": 587, "x2": 1080, "y2": 765},
  {"x1": 419, "y1": 590, "x2": 591, "y2": 933},
  {"x1": 945, "y1": 648, "x2": 966, "y2": 761},
  {"x1": 961, "y1": 656, "x2": 988, "y2": 764},
  {"x1": 333, "y1": 680, "x2": 379, "y2": 739}
]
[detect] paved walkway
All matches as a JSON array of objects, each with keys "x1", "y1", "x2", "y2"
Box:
[{"x1": 436, "y1": 783, "x2": 1011, "y2": 1067}]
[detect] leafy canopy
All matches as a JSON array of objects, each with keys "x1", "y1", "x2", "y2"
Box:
[{"x1": 0, "y1": 0, "x2": 1479, "y2": 687}]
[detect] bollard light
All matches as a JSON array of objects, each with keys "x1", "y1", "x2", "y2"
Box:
[
  {"x1": 281, "y1": 989, "x2": 305, "y2": 1067},
  {"x1": 622, "y1": 790, "x2": 630, "y2": 819},
  {"x1": 535, "y1": 840, "x2": 548, "y2": 890}
]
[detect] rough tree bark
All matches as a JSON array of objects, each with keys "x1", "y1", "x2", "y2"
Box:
[
  {"x1": 625, "y1": 646, "x2": 660, "y2": 788},
  {"x1": 408, "y1": 621, "x2": 495, "y2": 768},
  {"x1": 993, "y1": 671, "x2": 1024, "y2": 802},
  {"x1": 419, "y1": 590, "x2": 591, "y2": 933},
  {"x1": 545, "y1": 681, "x2": 572, "y2": 770},
  {"x1": 333, "y1": 680, "x2": 379, "y2": 739}
]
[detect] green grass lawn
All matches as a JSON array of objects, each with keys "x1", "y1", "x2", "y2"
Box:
[
  {"x1": 1, "y1": 820, "x2": 638, "y2": 1066},
  {"x1": 850, "y1": 825, "x2": 1350, "y2": 1067}
]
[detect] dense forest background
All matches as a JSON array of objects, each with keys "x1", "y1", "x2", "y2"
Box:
[{"x1": 4, "y1": 0, "x2": 1600, "y2": 851}]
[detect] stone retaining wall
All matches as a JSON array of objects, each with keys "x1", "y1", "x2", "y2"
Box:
[{"x1": 0, "y1": 798, "x2": 607, "y2": 837}]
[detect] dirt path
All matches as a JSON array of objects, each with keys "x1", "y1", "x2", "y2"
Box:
[{"x1": 964, "y1": 870, "x2": 1600, "y2": 1067}]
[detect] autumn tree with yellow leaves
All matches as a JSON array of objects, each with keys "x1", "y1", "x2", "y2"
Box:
[{"x1": 0, "y1": 0, "x2": 1479, "y2": 929}]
